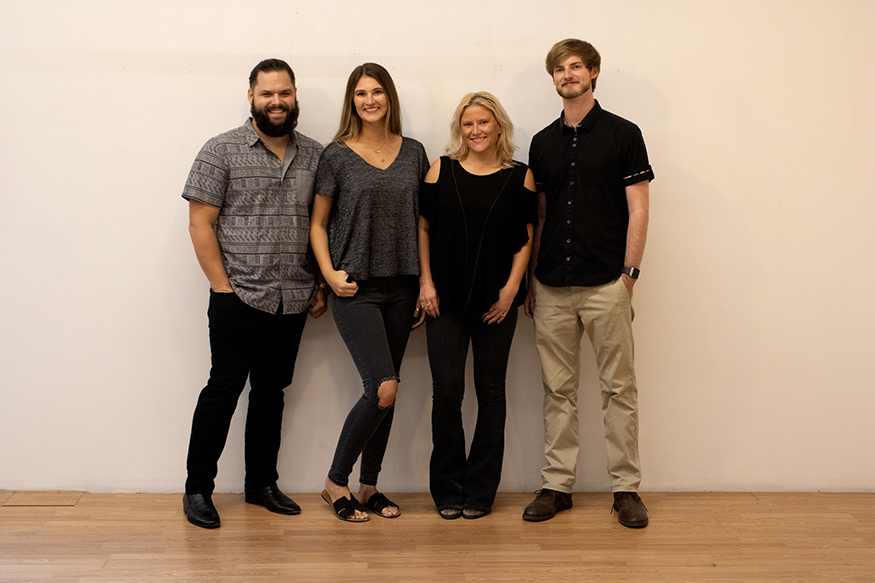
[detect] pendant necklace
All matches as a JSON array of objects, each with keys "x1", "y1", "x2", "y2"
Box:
[{"x1": 372, "y1": 135, "x2": 390, "y2": 163}]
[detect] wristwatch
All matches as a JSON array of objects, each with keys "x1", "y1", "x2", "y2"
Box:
[{"x1": 621, "y1": 266, "x2": 640, "y2": 279}]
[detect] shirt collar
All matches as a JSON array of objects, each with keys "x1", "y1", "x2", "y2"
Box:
[
  {"x1": 243, "y1": 118, "x2": 261, "y2": 147},
  {"x1": 558, "y1": 99, "x2": 603, "y2": 133}
]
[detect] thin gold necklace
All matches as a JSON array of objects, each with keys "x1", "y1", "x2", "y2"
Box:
[{"x1": 372, "y1": 135, "x2": 390, "y2": 162}]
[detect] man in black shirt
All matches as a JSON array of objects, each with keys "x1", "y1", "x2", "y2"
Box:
[{"x1": 523, "y1": 39, "x2": 653, "y2": 527}]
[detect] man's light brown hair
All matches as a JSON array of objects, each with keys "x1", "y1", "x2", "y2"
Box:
[{"x1": 545, "y1": 39, "x2": 601, "y2": 91}]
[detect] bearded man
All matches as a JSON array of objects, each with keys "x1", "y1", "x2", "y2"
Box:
[{"x1": 181, "y1": 59, "x2": 325, "y2": 529}]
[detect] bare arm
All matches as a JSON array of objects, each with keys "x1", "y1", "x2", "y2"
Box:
[
  {"x1": 418, "y1": 216, "x2": 439, "y2": 319},
  {"x1": 487, "y1": 169, "x2": 537, "y2": 324},
  {"x1": 418, "y1": 159, "x2": 442, "y2": 321},
  {"x1": 524, "y1": 188, "x2": 546, "y2": 318},
  {"x1": 622, "y1": 180, "x2": 650, "y2": 297},
  {"x1": 306, "y1": 200, "x2": 328, "y2": 318},
  {"x1": 188, "y1": 200, "x2": 232, "y2": 293},
  {"x1": 310, "y1": 194, "x2": 358, "y2": 297},
  {"x1": 484, "y1": 222, "x2": 534, "y2": 324}
]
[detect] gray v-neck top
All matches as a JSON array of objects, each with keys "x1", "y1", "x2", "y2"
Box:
[{"x1": 315, "y1": 137, "x2": 428, "y2": 281}]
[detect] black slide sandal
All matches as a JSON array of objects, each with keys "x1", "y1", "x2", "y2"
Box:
[
  {"x1": 364, "y1": 492, "x2": 401, "y2": 518},
  {"x1": 321, "y1": 490, "x2": 369, "y2": 522}
]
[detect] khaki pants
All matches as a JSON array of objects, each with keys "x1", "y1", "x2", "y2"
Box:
[{"x1": 533, "y1": 276, "x2": 641, "y2": 493}]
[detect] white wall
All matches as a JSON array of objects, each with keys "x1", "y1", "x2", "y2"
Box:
[{"x1": 1, "y1": 0, "x2": 872, "y2": 494}]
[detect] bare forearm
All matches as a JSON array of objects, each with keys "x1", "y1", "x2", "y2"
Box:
[
  {"x1": 188, "y1": 201, "x2": 231, "y2": 292},
  {"x1": 418, "y1": 218, "x2": 435, "y2": 287},
  {"x1": 189, "y1": 223, "x2": 231, "y2": 292},
  {"x1": 507, "y1": 224, "x2": 534, "y2": 293},
  {"x1": 624, "y1": 207, "x2": 649, "y2": 269},
  {"x1": 309, "y1": 225, "x2": 334, "y2": 278},
  {"x1": 310, "y1": 194, "x2": 358, "y2": 296},
  {"x1": 527, "y1": 192, "x2": 546, "y2": 283},
  {"x1": 418, "y1": 217, "x2": 440, "y2": 317},
  {"x1": 528, "y1": 222, "x2": 543, "y2": 281},
  {"x1": 624, "y1": 181, "x2": 650, "y2": 269},
  {"x1": 523, "y1": 191, "x2": 545, "y2": 318},
  {"x1": 309, "y1": 195, "x2": 338, "y2": 279}
]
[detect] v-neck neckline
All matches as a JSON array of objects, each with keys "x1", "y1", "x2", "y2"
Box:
[{"x1": 344, "y1": 137, "x2": 404, "y2": 171}]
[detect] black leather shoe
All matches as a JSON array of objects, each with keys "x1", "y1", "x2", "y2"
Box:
[
  {"x1": 612, "y1": 492, "x2": 648, "y2": 528},
  {"x1": 522, "y1": 489, "x2": 573, "y2": 522},
  {"x1": 244, "y1": 485, "x2": 301, "y2": 515},
  {"x1": 183, "y1": 493, "x2": 220, "y2": 529}
]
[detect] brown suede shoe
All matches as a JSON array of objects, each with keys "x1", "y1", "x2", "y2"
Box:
[
  {"x1": 522, "y1": 489, "x2": 572, "y2": 522},
  {"x1": 612, "y1": 492, "x2": 648, "y2": 528}
]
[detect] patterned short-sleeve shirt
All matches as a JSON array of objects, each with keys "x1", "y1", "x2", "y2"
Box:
[{"x1": 182, "y1": 120, "x2": 323, "y2": 314}]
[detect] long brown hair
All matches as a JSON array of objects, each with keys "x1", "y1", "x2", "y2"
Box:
[{"x1": 332, "y1": 63, "x2": 402, "y2": 143}]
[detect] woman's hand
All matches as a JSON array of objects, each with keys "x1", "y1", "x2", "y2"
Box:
[
  {"x1": 483, "y1": 284, "x2": 515, "y2": 324},
  {"x1": 411, "y1": 299, "x2": 427, "y2": 329},
  {"x1": 419, "y1": 280, "x2": 440, "y2": 319},
  {"x1": 327, "y1": 270, "x2": 358, "y2": 297}
]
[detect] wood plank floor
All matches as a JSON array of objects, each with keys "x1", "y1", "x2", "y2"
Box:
[{"x1": 1, "y1": 491, "x2": 873, "y2": 582}]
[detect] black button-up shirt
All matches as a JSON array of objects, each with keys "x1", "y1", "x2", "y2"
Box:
[{"x1": 529, "y1": 101, "x2": 654, "y2": 287}]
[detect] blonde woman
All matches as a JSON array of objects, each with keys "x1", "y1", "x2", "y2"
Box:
[
  {"x1": 311, "y1": 63, "x2": 428, "y2": 522},
  {"x1": 419, "y1": 92, "x2": 536, "y2": 519}
]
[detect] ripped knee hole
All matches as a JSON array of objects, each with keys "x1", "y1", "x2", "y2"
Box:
[{"x1": 377, "y1": 379, "x2": 398, "y2": 408}]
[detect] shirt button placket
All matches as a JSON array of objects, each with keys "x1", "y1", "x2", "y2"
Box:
[{"x1": 565, "y1": 131, "x2": 580, "y2": 279}]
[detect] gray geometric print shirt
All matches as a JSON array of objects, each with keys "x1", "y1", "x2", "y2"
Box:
[{"x1": 182, "y1": 120, "x2": 323, "y2": 314}]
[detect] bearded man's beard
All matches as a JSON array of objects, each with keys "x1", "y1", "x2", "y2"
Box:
[{"x1": 251, "y1": 101, "x2": 300, "y2": 137}]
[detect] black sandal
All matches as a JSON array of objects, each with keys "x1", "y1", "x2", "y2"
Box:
[
  {"x1": 364, "y1": 492, "x2": 401, "y2": 518},
  {"x1": 321, "y1": 490, "x2": 369, "y2": 522}
]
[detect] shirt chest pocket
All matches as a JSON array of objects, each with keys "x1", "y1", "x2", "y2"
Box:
[{"x1": 287, "y1": 169, "x2": 316, "y2": 205}]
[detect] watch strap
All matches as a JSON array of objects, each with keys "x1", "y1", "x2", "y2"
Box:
[{"x1": 621, "y1": 266, "x2": 640, "y2": 279}]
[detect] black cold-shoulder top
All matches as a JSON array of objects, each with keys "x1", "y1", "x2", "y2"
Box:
[{"x1": 419, "y1": 156, "x2": 537, "y2": 319}]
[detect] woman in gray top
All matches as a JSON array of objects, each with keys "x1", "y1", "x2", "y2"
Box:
[{"x1": 311, "y1": 63, "x2": 428, "y2": 522}]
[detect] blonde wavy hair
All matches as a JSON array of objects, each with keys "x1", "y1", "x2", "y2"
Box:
[{"x1": 444, "y1": 92, "x2": 515, "y2": 169}]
